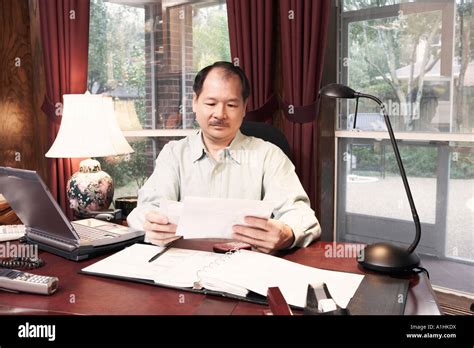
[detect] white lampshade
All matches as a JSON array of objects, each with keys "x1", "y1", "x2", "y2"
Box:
[{"x1": 45, "y1": 94, "x2": 134, "y2": 158}]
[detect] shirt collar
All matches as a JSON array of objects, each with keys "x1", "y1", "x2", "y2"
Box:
[
  {"x1": 190, "y1": 129, "x2": 247, "y2": 164},
  {"x1": 190, "y1": 130, "x2": 207, "y2": 162}
]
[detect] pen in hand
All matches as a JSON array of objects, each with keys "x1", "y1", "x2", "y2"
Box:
[{"x1": 148, "y1": 246, "x2": 170, "y2": 263}]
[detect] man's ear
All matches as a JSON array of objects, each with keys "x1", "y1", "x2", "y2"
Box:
[
  {"x1": 192, "y1": 93, "x2": 197, "y2": 113},
  {"x1": 242, "y1": 100, "x2": 248, "y2": 119}
]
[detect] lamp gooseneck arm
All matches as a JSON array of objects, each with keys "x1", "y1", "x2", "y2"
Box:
[{"x1": 356, "y1": 93, "x2": 421, "y2": 254}]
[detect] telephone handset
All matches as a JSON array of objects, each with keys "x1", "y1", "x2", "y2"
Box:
[{"x1": 0, "y1": 268, "x2": 58, "y2": 295}]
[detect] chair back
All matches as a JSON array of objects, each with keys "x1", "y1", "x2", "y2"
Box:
[{"x1": 240, "y1": 121, "x2": 292, "y2": 161}]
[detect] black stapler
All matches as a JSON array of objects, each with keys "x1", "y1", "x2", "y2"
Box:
[{"x1": 304, "y1": 282, "x2": 350, "y2": 315}]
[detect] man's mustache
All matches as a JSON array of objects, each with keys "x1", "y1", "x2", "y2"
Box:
[{"x1": 209, "y1": 119, "x2": 228, "y2": 127}]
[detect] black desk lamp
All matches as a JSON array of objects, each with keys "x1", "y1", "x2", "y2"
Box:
[{"x1": 319, "y1": 83, "x2": 421, "y2": 274}]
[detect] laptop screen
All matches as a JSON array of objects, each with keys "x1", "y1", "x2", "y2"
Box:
[{"x1": 0, "y1": 167, "x2": 79, "y2": 242}]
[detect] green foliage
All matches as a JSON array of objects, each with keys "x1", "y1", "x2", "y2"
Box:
[
  {"x1": 451, "y1": 151, "x2": 474, "y2": 179},
  {"x1": 134, "y1": 98, "x2": 146, "y2": 125},
  {"x1": 352, "y1": 144, "x2": 474, "y2": 179},
  {"x1": 88, "y1": 0, "x2": 145, "y2": 97},
  {"x1": 88, "y1": 0, "x2": 108, "y2": 91},
  {"x1": 353, "y1": 144, "x2": 438, "y2": 178},
  {"x1": 346, "y1": 4, "x2": 443, "y2": 131},
  {"x1": 352, "y1": 145, "x2": 382, "y2": 172},
  {"x1": 193, "y1": 4, "x2": 231, "y2": 71},
  {"x1": 455, "y1": 2, "x2": 473, "y2": 60},
  {"x1": 343, "y1": 0, "x2": 401, "y2": 12},
  {"x1": 385, "y1": 146, "x2": 437, "y2": 178},
  {"x1": 120, "y1": 141, "x2": 149, "y2": 188},
  {"x1": 97, "y1": 140, "x2": 148, "y2": 189}
]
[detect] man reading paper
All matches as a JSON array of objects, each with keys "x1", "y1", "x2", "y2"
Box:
[{"x1": 127, "y1": 62, "x2": 320, "y2": 253}]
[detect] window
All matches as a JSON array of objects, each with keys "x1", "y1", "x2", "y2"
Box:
[
  {"x1": 88, "y1": 0, "x2": 230, "y2": 199},
  {"x1": 338, "y1": 0, "x2": 473, "y2": 293}
]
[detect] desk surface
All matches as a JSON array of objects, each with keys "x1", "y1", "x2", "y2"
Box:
[{"x1": 0, "y1": 240, "x2": 441, "y2": 315}]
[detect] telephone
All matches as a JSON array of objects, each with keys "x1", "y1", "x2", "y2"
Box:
[
  {"x1": 0, "y1": 224, "x2": 26, "y2": 242},
  {"x1": 0, "y1": 268, "x2": 58, "y2": 295}
]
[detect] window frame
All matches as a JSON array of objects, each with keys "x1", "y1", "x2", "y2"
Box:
[{"x1": 335, "y1": 0, "x2": 474, "y2": 264}]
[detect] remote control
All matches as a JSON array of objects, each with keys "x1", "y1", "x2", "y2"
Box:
[{"x1": 0, "y1": 268, "x2": 58, "y2": 295}]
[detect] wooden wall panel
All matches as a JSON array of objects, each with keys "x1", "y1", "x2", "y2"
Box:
[
  {"x1": 29, "y1": 0, "x2": 48, "y2": 181},
  {"x1": 0, "y1": 0, "x2": 46, "y2": 179}
]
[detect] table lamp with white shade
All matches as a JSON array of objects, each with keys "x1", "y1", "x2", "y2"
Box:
[{"x1": 45, "y1": 93, "x2": 134, "y2": 216}]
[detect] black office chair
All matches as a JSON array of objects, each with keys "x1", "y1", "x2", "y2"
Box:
[{"x1": 240, "y1": 121, "x2": 292, "y2": 162}]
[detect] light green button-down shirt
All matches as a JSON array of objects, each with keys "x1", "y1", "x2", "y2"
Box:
[{"x1": 127, "y1": 130, "x2": 321, "y2": 248}]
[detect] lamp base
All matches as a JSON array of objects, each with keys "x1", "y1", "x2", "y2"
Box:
[
  {"x1": 357, "y1": 242, "x2": 420, "y2": 274},
  {"x1": 67, "y1": 159, "x2": 114, "y2": 215}
]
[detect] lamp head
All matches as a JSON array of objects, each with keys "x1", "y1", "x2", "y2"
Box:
[{"x1": 319, "y1": 83, "x2": 358, "y2": 99}]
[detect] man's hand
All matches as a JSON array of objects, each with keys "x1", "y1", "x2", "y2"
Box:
[
  {"x1": 144, "y1": 211, "x2": 178, "y2": 246},
  {"x1": 232, "y1": 216, "x2": 295, "y2": 253}
]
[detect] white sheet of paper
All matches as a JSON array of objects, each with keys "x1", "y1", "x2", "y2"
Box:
[
  {"x1": 150, "y1": 248, "x2": 222, "y2": 288},
  {"x1": 81, "y1": 244, "x2": 167, "y2": 280},
  {"x1": 176, "y1": 196, "x2": 274, "y2": 239},
  {"x1": 82, "y1": 244, "x2": 225, "y2": 288},
  {"x1": 159, "y1": 199, "x2": 183, "y2": 225}
]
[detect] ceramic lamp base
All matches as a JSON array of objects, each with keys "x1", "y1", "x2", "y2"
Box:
[{"x1": 67, "y1": 159, "x2": 114, "y2": 214}]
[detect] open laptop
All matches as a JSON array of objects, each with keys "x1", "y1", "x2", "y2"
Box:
[{"x1": 0, "y1": 167, "x2": 144, "y2": 261}]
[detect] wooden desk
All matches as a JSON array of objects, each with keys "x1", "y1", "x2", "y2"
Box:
[{"x1": 0, "y1": 240, "x2": 441, "y2": 315}]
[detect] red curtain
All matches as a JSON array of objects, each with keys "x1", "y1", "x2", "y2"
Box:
[
  {"x1": 226, "y1": 0, "x2": 277, "y2": 123},
  {"x1": 39, "y1": 0, "x2": 90, "y2": 217},
  {"x1": 279, "y1": 0, "x2": 330, "y2": 209}
]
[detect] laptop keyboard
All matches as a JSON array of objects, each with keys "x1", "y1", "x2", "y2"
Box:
[{"x1": 72, "y1": 223, "x2": 116, "y2": 241}]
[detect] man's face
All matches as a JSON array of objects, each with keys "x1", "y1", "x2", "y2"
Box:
[{"x1": 193, "y1": 68, "x2": 247, "y2": 144}]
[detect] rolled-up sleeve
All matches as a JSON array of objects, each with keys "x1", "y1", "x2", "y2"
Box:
[
  {"x1": 262, "y1": 148, "x2": 321, "y2": 248},
  {"x1": 126, "y1": 142, "x2": 180, "y2": 231}
]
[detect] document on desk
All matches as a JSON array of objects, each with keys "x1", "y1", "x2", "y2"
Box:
[
  {"x1": 175, "y1": 196, "x2": 275, "y2": 239},
  {"x1": 81, "y1": 244, "x2": 364, "y2": 309},
  {"x1": 81, "y1": 243, "x2": 168, "y2": 280}
]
